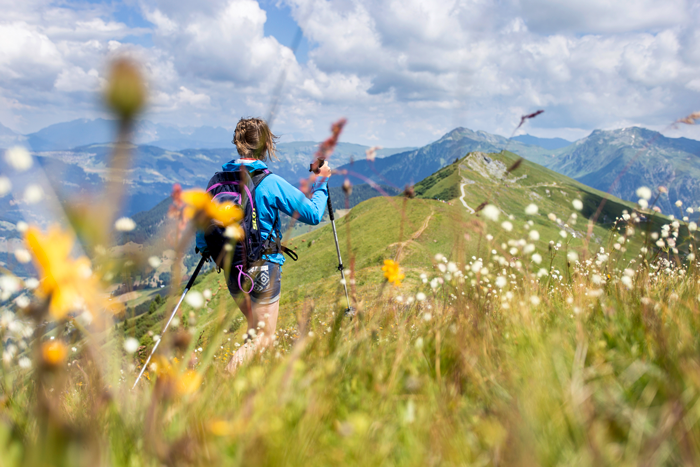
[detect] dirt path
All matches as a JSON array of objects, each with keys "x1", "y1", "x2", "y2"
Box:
[
  {"x1": 458, "y1": 165, "x2": 476, "y2": 214},
  {"x1": 392, "y1": 210, "x2": 434, "y2": 262}
]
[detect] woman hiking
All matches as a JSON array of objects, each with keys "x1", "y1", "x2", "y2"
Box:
[{"x1": 195, "y1": 117, "x2": 331, "y2": 373}]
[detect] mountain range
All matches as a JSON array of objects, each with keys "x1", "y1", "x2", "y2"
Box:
[
  {"x1": 2, "y1": 118, "x2": 700, "y2": 231},
  {"x1": 333, "y1": 126, "x2": 700, "y2": 217},
  {"x1": 0, "y1": 118, "x2": 336, "y2": 152}
]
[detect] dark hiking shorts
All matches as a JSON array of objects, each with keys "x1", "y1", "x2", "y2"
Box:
[{"x1": 226, "y1": 261, "x2": 282, "y2": 305}]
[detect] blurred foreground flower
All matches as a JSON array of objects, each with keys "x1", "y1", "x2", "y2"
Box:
[
  {"x1": 0, "y1": 176, "x2": 10, "y2": 196},
  {"x1": 41, "y1": 340, "x2": 67, "y2": 369},
  {"x1": 382, "y1": 259, "x2": 405, "y2": 286},
  {"x1": 177, "y1": 369, "x2": 202, "y2": 396},
  {"x1": 677, "y1": 111, "x2": 700, "y2": 125},
  {"x1": 482, "y1": 204, "x2": 500, "y2": 222},
  {"x1": 5, "y1": 146, "x2": 32, "y2": 171},
  {"x1": 25, "y1": 225, "x2": 119, "y2": 320},
  {"x1": 365, "y1": 146, "x2": 381, "y2": 162},
  {"x1": 209, "y1": 419, "x2": 235, "y2": 437},
  {"x1": 124, "y1": 337, "x2": 139, "y2": 354},
  {"x1": 181, "y1": 189, "x2": 243, "y2": 230},
  {"x1": 114, "y1": 217, "x2": 136, "y2": 232},
  {"x1": 315, "y1": 118, "x2": 347, "y2": 160},
  {"x1": 106, "y1": 58, "x2": 146, "y2": 121}
]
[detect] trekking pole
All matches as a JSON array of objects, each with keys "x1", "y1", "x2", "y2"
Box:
[
  {"x1": 132, "y1": 256, "x2": 206, "y2": 389},
  {"x1": 326, "y1": 195, "x2": 354, "y2": 316},
  {"x1": 310, "y1": 159, "x2": 354, "y2": 316}
]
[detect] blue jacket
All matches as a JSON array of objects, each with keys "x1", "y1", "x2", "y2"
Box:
[{"x1": 195, "y1": 159, "x2": 329, "y2": 266}]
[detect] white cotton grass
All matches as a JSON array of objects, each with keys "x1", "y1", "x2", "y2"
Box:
[
  {"x1": 528, "y1": 230, "x2": 540, "y2": 241},
  {"x1": 0, "y1": 275, "x2": 21, "y2": 301},
  {"x1": 203, "y1": 289, "x2": 212, "y2": 300},
  {"x1": 14, "y1": 249, "x2": 31, "y2": 264},
  {"x1": 14, "y1": 295, "x2": 30, "y2": 309},
  {"x1": 185, "y1": 290, "x2": 204, "y2": 308},
  {"x1": 636, "y1": 186, "x2": 652, "y2": 200},
  {"x1": 124, "y1": 337, "x2": 139, "y2": 354},
  {"x1": 532, "y1": 253, "x2": 543, "y2": 264},
  {"x1": 501, "y1": 221, "x2": 513, "y2": 232},
  {"x1": 148, "y1": 256, "x2": 161, "y2": 268},
  {"x1": 572, "y1": 199, "x2": 583, "y2": 211},
  {"x1": 525, "y1": 204, "x2": 538, "y2": 215},
  {"x1": 675, "y1": 200, "x2": 683, "y2": 207},
  {"x1": 114, "y1": 217, "x2": 136, "y2": 232},
  {"x1": 5, "y1": 147, "x2": 33, "y2": 171},
  {"x1": 0, "y1": 176, "x2": 11, "y2": 197},
  {"x1": 23, "y1": 185, "x2": 43, "y2": 204},
  {"x1": 482, "y1": 204, "x2": 500, "y2": 222}
]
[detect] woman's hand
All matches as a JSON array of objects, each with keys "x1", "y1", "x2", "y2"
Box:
[{"x1": 318, "y1": 161, "x2": 332, "y2": 178}]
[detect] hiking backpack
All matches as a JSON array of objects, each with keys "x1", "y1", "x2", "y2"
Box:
[{"x1": 202, "y1": 166, "x2": 295, "y2": 288}]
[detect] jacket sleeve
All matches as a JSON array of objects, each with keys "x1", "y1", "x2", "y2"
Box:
[{"x1": 269, "y1": 175, "x2": 329, "y2": 225}]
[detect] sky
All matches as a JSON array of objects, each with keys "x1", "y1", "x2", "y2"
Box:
[{"x1": 1, "y1": 0, "x2": 700, "y2": 147}]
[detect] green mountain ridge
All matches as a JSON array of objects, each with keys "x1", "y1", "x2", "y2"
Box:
[
  {"x1": 281, "y1": 149, "x2": 668, "y2": 301},
  {"x1": 331, "y1": 127, "x2": 559, "y2": 191},
  {"x1": 334, "y1": 126, "x2": 700, "y2": 218}
]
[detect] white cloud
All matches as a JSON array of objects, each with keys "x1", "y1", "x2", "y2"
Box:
[
  {"x1": 515, "y1": 0, "x2": 688, "y2": 34},
  {"x1": 54, "y1": 66, "x2": 103, "y2": 92},
  {"x1": 0, "y1": 22, "x2": 63, "y2": 81},
  {"x1": 0, "y1": 0, "x2": 698, "y2": 147}
]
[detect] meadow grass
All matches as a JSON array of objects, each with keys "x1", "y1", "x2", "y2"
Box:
[
  {"x1": 2, "y1": 61, "x2": 700, "y2": 466},
  {"x1": 2, "y1": 194, "x2": 700, "y2": 466}
]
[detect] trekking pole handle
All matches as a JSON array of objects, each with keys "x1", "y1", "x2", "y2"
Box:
[
  {"x1": 309, "y1": 158, "x2": 325, "y2": 174},
  {"x1": 327, "y1": 195, "x2": 335, "y2": 221}
]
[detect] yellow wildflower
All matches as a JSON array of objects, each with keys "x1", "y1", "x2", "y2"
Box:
[
  {"x1": 209, "y1": 419, "x2": 233, "y2": 436},
  {"x1": 25, "y1": 225, "x2": 119, "y2": 320},
  {"x1": 181, "y1": 189, "x2": 243, "y2": 227},
  {"x1": 382, "y1": 259, "x2": 405, "y2": 286},
  {"x1": 177, "y1": 369, "x2": 202, "y2": 396},
  {"x1": 41, "y1": 341, "x2": 67, "y2": 368}
]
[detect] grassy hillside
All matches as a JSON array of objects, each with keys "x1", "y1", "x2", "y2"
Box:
[
  {"x1": 114, "y1": 149, "x2": 681, "y2": 335},
  {"x1": 6, "y1": 148, "x2": 700, "y2": 466}
]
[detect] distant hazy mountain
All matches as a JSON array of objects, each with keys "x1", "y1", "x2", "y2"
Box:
[
  {"x1": 511, "y1": 134, "x2": 571, "y2": 150},
  {"x1": 0, "y1": 140, "x2": 412, "y2": 226},
  {"x1": 19, "y1": 118, "x2": 416, "y2": 153},
  {"x1": 0, "y1": 122, "x2": 25, "y2": 148},
  {"x1": 546, "y1": 127, "x2": 700, "y2": 215},
  {"x1": 331, "y1": 127, "x2": 552, "y2": 188},
  {"x1": 23, "y1": 118, "x2": 235, "y2": 151}
]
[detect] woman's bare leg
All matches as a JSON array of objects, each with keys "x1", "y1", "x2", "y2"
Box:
[{"x1": 226, "y1": 296, "x2": 279, "y2": 373}]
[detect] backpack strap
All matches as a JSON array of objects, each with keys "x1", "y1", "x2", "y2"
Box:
[
  {"x1": 261, "y1": 211, "x2": 299, "y2": 261},
  {"x1": 241, "y1": 166, "x2": 300, "y2": 262}
]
